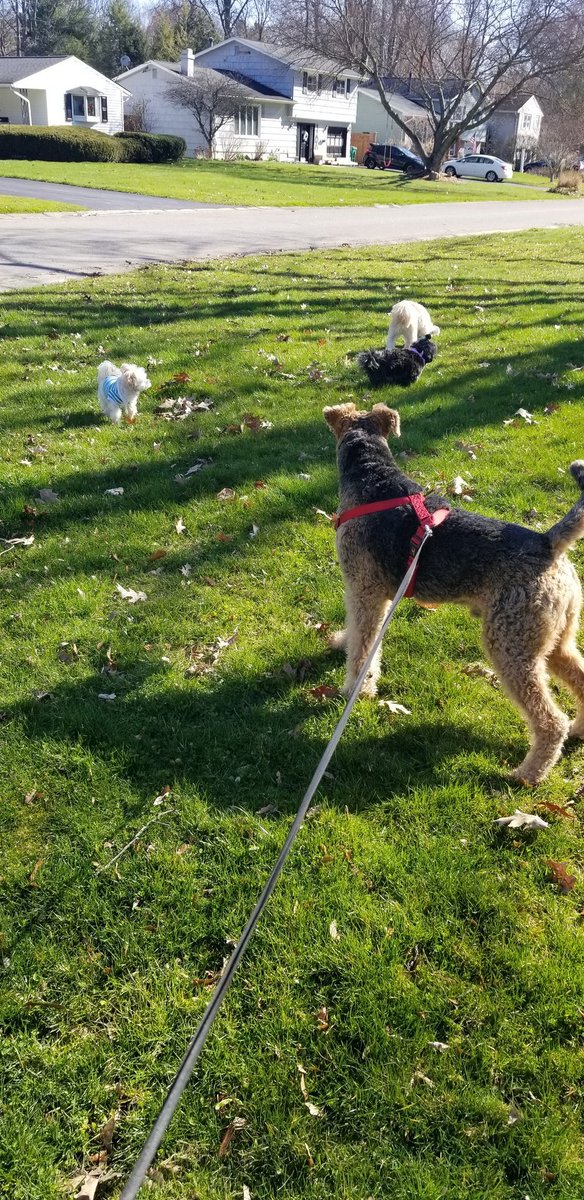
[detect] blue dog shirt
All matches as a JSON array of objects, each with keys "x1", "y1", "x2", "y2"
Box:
[{"x1": 102, "y1": 375, "x2": 124, "y2": 408}]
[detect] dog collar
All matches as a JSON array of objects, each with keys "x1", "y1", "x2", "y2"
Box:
[
  {"x1": 408, "y1": 347, "x2": 426, "y2": 366},
  {"x1": 103, "y1": 375, "x2": 124, "y2": 408},
  {"x1": 333, "y1": 493, "x2": 450, "y2": 597}
]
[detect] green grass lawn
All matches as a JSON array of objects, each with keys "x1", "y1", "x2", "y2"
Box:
[
  {"x1": 0, "y1": 194, "x2": 82, "y2": 214},
  {"x1": 513, "y1": 170, "x2": 552, "y2": 187},
  {"x1": 0, "y1": 157, "x2": 555, "y2": 206},
  {"x1": 2, "y1": 230, "x2": 584, "y2": 1200}
]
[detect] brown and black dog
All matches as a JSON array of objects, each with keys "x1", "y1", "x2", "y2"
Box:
[{"x1": 325, "y1": 401, "x2": 584, "y2": 785}]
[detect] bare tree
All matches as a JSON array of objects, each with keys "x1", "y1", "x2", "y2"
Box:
[
  {"x1": 197, "y1": 0, "x2": 252, "y2": 37},
  {"x1": 316, "y1": 0, "x2": 584, "y2": 177},
  {"x1": 166, "y1": 69, "x2": 245, "y2": 155},
  {"x1": 246, "y1": 0, "x2": 271, "y2": 39}
]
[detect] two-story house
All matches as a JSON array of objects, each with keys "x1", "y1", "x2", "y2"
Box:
[
  {"x1": 116, "y1": 38, "x2": 360, "y2": 162},
  {"x1": 486, "y1": 94, "x2": 543, "y2": 170}
]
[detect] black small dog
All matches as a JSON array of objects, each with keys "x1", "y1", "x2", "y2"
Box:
[{"x1": 356, "y1": 334, "x2": 436, "y2": 387}]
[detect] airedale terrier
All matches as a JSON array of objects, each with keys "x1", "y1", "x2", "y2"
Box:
[{"x1": 324, "y1": 401, "x2": 584, "y2": 785}]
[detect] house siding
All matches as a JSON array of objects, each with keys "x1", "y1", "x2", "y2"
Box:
[
  {"x1": 2, "y1": 58, "x2": 126, "y2": 133},
  {"x1": 122, "y1": 65, "x2": 206, "y2": 154},
  {"x1": 488, "y1": 97, "x2": 542, "y2": 164},
  {"x1": 194, "y1": 43, "x2": 294, "y2": 97},
  {"x1": 353, "y1": 90, "x2": 409, "y2": 145}
]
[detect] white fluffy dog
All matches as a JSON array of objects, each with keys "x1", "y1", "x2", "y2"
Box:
[
  {"x1": 97, "y1": 359, "x2": 151, "y2": 424},
  {"x1": 386, "y1": 300, "x2": 440, "y2": 350}
]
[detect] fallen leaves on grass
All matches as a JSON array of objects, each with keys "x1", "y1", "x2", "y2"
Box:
[
  {"x1": 544, "y1": 401, "x2": 560, "y2": 415},
  {"x1": 98, "y1": 693, "x2": 116, "y2": 703},
  {"x1": 28, "y1": 858, "x2": 44, "y2": 886},
  {"x1": 310, "y1": 685, "x2": 339, "y2": 701},
  {"x1": 104, "y1": 487, "x2": 124, "y2": 496},
  {"x1": 537, "y1": 801, "x2": 575, "y2": 820},
  {"x1": 184, "y1": 631, "x2": 237, "y2": 677},
  {"x1": 546, "y1": 859, "x2": 577, "y2": 892},
  {"x1": 218, "y1": 1117, "x2": 246, "y2": 1158},
  {"x1": 329, "y1": 919, "x2": 340, "y2": 941},
  {"x1": 494, "y1": 811, "x2": 549, "y2": 831},
  {"x1": 217, "y1": 487, "x2": 236, "y2": 501},
  {"x1": 174, "y1": 460, "x2": 209, "y2": 482},
  {"x1": 155, "y1": 396, "x2": 213, "y2": 420},
  {"x1": 410, "y1": 1070, "x2": 434, "y2": 1089},
  {"x1": 378, "y1": 699, "x2": 412, "y2": 715},
  {"x1": 0, "y1": 533, "x2": 34, "y2": 552},
  {"x1": 428, "y1": 1041, "x2": 449, "y2": 1052},
  {"x1": 153, "y1": 785, "x2": 171, "y2": 806},
  {"x1": 149, "y1": 549, "x2": 167, "y2": 561},
  {"x1": 97, "y1": 1116, "x2": 117, "y2": 1151},
  {"x1": 315, "y1": 1006, "x2": 330, "y2": 1032},
  {"x1": 115, "y1": 584, "x2": 147, "y2": 604},
  {"x1": 58, "y1": 642, "x2": 79, "y2": 664},
  {"x1": 36, "y1": 488, "x2": 60, "y2": 503},
  {"x1": 175, "y1": 517, "x2": 186, "y2": 533},
  {"x1": 216, "y1": 531, "x2": 233, "y2": 543},
  {"x1": 462, "y1": 662, "x2": 499, "y2": 687},
  {"x1": 504, "y1": 408, "x2": 538, "y2": 427},
  {"x1": 73, "y1": 1170, "x2": 108, "y2": 1200},
  {"x1": 449, "y1": 475, "x2": 474, "y2": 498},
  {"x1": 314, "y1": 508, "x2": 334, "y2": 521}
]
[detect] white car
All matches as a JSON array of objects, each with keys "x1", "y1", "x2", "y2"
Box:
[{"x1": 443, "y1": 154, "x2": 513, "y2": 182}]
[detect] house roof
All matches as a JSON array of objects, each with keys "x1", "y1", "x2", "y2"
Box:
[
  {"x1": 357, "y1": 85, "x2": 426, "y2": 119},
  {"x1": 117, "y1": 59, "x2": 293, "y2": 103},
  {"x1": 379, "y1": 75, "x2": 477, "y2": 110},
  {"x1": 0, "y1": 56, "x2": 66, "y2": 85},
  {"x1": 195, "y1": 37, "x2": 361, "y2": 79},
  {"x1": 491, "y1": 92, "x2": 542, "y2": 114}
]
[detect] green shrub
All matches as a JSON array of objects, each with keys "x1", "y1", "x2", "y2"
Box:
[
  {"x1": 114, "y1": 132, "x2": 185, "y2": 163},
  {"x1": 0, "y1": 124, "x2": 119, "y2": 162}
]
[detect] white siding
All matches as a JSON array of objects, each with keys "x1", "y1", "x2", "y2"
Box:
[
  {"x1": 353, "y1": 90, "x2": 407, "y2": 144},
  {"x1": 0, "y1": 87, "x2": 29, "y2": 123},
  {"x1": 123, "y1": 65, "x2": 207, "y2": 155},
  {"x1": 215, "y1": 103, "x2": 296, "y2": 160},
  {"x1": 18, "y1": 57, "x2": 126, "y2": 133}
]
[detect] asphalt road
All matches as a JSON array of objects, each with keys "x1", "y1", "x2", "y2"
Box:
[
  {"x1": 1, "y1": 195, "x2": 583, "y2": 290},
  {"x1": 0, "y1": 175, "x2": 212, "y2": 210}
]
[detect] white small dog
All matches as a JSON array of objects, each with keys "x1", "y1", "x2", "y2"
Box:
[
  {"x1": 386, "y1": 300, "x2": 440, "y2": 350},
  {"x1": 97, "y1": 359, "x2": 151, "y2": 424}
]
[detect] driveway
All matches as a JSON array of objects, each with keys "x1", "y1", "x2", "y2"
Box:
[
  {"x1": 1, "y1": 196, "x2": 583, "y2": 290},
  {"x1": 0, "y1": 176, "x2": 213, "y2": 211}
]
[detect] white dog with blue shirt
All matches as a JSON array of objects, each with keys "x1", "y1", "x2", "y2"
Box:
[{"x1": 97, "y1": 359, "x2": 151, "y2": 424}]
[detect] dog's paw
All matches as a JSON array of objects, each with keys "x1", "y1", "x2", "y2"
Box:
[
  {"x1": 343, "y1": 677, "x2": 377, "y2": 700},
  {"x1": 328, "y1": 629, "x2": 347, "y2": 651}
]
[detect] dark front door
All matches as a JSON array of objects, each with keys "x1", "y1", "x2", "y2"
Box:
[{"x1": 297, "y1": 123, "x2": 315, "y2": 162}]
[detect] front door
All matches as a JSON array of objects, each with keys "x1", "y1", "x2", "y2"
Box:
[{"x1": 297, "y1": 123, "x2": 315, "y2": 162}]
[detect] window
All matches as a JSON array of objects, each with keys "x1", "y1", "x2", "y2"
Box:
[
  {"x1": 87, "y1": 95, "x2": 96, "y2": 117},
  {"x1": 302, "y1": 71, "x2": 318, "y2": 93},
  {"x1": 101, "y1": 96, "x2": 108, "y2": 121},
  {"x1": 332, "y1": 77, "x2": 347, "y2": 96},
  {"x1": 326, "y1": 126, "x2": 346, "y2": 158},
  {"x1": 152, "y1": 67, "x2": 158, "y2": 78},
  {"x1": 523, "y1": 112, "x2": 532, "y2": 129},
  {"x1": 72, "y1": 94, "x2": 85, "y2": 117},
  {"x1": 235, "y1": 105, "x2": 259, "y2": 136},
  {"x1": 65, "y1": 93, "x2": 72, "y2": 120}
]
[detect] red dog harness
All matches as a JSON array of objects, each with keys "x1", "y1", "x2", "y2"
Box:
[{"x1": 333, "y1": 493, "x2": 450, "y2": 597}]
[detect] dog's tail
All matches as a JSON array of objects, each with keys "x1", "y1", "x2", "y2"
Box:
[
  {"x1": 547, "y1": 461, "x2": 584, "y2": 558},
  {"x1": 430, "y1": 323, "x2": 440, "y2": 336},
  {"x1": 97, "y1": 360, "x2": 117, "y2": 384}
]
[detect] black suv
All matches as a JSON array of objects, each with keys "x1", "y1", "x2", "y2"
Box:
[{"x1": 362, "y1": 143, "x2": 424, "y2": 174}]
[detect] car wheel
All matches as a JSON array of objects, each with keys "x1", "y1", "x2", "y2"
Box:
[
  {"x1": 485, "y1": 170, "x2": 498, "y2": 182},
  {"x1": 444, "y1": 165, "x2": 457, "y2": 177},
  {"x1": 364, "y1": 157, "x2": 376, "y2": 169}
]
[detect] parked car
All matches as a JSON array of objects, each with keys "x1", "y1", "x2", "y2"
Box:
[
  {"x1": 524, "y1": 159, "x2": 548, "y2": 174},
  {"x1": 362, "y1": 143, "x2": 424, "y2": 175},
  {"x1": 443, "y1": 154, "x2": 512, "y2": 182}
]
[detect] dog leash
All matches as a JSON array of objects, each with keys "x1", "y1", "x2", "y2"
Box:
[{"x1": 118, "y1": 525, "x2": 435, "y2": 1200}]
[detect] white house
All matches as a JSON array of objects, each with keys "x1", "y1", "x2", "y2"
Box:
[
  {"x1": 0, "y1": 56, "x2": 128, "y2": 133},
  {"x1": 354, "y1": 78, "x2": 487, "y2": 160},
  {"x1": 116, "y1": 38, "x2": 360, "y2": 162}
]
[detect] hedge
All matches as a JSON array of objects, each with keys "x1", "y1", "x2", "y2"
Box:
[
  {"x1": 0, "y1": 125, "x2": 119, "y2": 162},
  {"x1": 0, "y1": 125, "x2": 185, "y2": 164},
  {"x1": 114, "y1": 131, "x2": 186, "y2": 163}
]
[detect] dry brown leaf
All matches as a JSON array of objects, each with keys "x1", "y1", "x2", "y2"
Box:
[
  {"x1": 153, "y1": 785, "x2": 171, "y2": 807},
  {"x1": 216, "y1": 532, "x2": 233, "y2": 543},
  {"x1": 74, "y1": 1171, "x2": 102, "y2": 1200},
  {"x1": 546, "y1": 859, "x2": 577, "y2": 892},
  {"x1": 310, "y1": 685, "x2": 338, "y2": 701},
  {"x1": 98, "y1": 1115, "x2": 116, "y2": 1150},
  {"x1": 149, "y1": 549, "x2": 167, "y2": 562},
  {"x1": 315, "y1": 1006, "x2": 330, "y2": 1032},
  {"x1": 297, "y1": 1064, "x2": 309, "y2": 1100},
  {"x1": 462, "y1": 662, "x2": 498, "y2": 686},
  {"x1": 174, "y1": 371, "x2": 191, "y2": 383},
  {"x1": 254, "y1": 480, "x2": 267, "y2": 489},
  {"x1": 218, "y1": 1117, "x2": 246, "y2": 1158},
  {"x1": 28, "y1": 858, "x2": 44, "y2": 885},
  {"x1": 217, "y1": 487, "x2": 236, "y2": 501},
  {"x1": 305, "y1": 1101, "x2": 322, "y2": 1117},
  {"x1": 58, "y1": 642, "x2": 79, "y2": 664},
  {"x1": 537, "y1": 801, "x2": 575, "y2": 820}
]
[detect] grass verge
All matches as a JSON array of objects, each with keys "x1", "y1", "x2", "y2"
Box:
[
  {"x1": 0, "y1": 194, "x2": 82, "y2": 214},
  {"x1": 1, "y1": 230, "x2": 584, "y2": 1200},
  {"x1": 0, "y1": 157, "x2": 555, "y2": 206}
]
